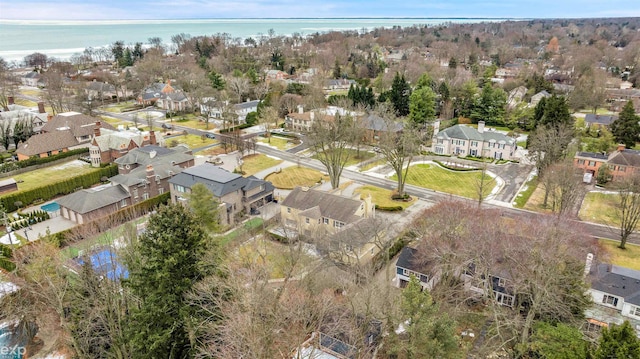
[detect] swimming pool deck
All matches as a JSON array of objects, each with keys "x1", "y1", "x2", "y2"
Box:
[{"x1": 0, "y1": 200, "x2": 76, "y2": 244}]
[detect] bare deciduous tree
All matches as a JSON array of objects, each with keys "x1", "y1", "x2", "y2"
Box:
[
  {"x1": 308, "y1": 112, "x2": 357, "y2": 189},
  {"x1": 615, "y1": 176, "x2": 640, "y2": 249}
]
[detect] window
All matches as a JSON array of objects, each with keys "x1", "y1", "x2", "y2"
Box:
[
  {"x1": 133, "y1": 188, "x2": 138, "y2": 198},
  {"x1": 578, "y1": 159, "x2": 585, "y2": 165},
  {"x1": 287, "y1": 207, "x2": 291, "y2": 213},
  {"x1": 174, "y1": 184, "x2": 186, "y2": 193},
  {"x1": 47, "y1": 151, "x2": 52, "y2": 157},
  {"x1": 334, "y1": 221, "x2": 344, "y2": 228},
  {"x1": 402, "y1": 268, "x2": 410, "y2": 276},
  {"x1": 437, "y1": 139, "x2": 444, "y2": 144},
  {"x1": 497, "y1": 277, "x2": 506, "y2": 287},
  {"x1": 603, "y1": 295, "x2": 618, "y2": 307},
  {"x1": 496, "y1": 292, "x2": 514, "y2": 307},
  {"x1": 120, "y1": 199, "x2": 127, "y2": 208},
  {"x1": 323, "y1": 218, "x2": 329, "y2": 224},
  {"x1": 159, "y1": 187, "x2": 164, "y2": 194},
  {"x1": 589, "y1": 161, "x2": 596, "y2": 167},
  {"x1": 620, "y1": 166, "x2": 627, "y2": 172},
  {"x1": 632, "y1": 306, "x2": 640, "y2": 317},
  {"x1": 142, "y1": 192, "x2": 149, "y2": 200},
  {"x1": 305, "y1": 218, "x2": 310, "y2": 224}
]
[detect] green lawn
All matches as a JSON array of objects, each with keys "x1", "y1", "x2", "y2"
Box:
[
  {"x1": 599, "y1": 239, "x2": 640, "y2": 270},
  {"x1": 513, "y1": 176, "x2": 538, "y2": 208},
  {"x1": 578, "y1": 108, "x2": 616, "y2": 115},
  {"x1": 20, "y1": 89, "x2": 42, "y2": 97},
  {"x1": 393, "y1": 163, "x2": 496, "y2": 199},
  {"x1": 239, "y1": 154, "x2": 283, "y2": 176},
  {"x1": 579, "y1": 192, "x2": 620, "y2": 226},
  {"x1": 312, "y1": 149, "x2": 375, "y2": 167},
  {"x1": 170, "y1": 114, "x2": 216, "y2": 131},
  {"x1": 217, "y1": 218, "x2": 264, "y2": 246},
  {"x1": 265, "y1": 167, "x2": 328, "y2": 189},
  {"x1": 355, "y1": 185, "x2": 414, "y2": 210},
  {"x1": 15, "y1": 98, "x2": 37, "y2": 107},
  {"x1": 164, "y1": 134, "x2": 217, "y2": 149},
  {"x1": 258, "y1": 136, "x2": 298, "y2": 150},
  {"x1": 100, "y1": 101, "x2": 136, "y2": 113},
  {"x1": 359, "y1": 159, "x2": 387, "y2": 172},
  {"x1": 6, "y1": 160, "x2": 100, "y2": 194}
]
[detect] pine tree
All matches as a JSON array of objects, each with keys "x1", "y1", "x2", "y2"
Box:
[
  {"x1": 390, "y1": 72, "x2": 411, "y2": 117},
  {"x1": 594, "y1": 321, "x2": 640, "y2": 359},
  {"x1": 409, "y1": 86, "x2": 436, "y2": 126},
  {"x1": 471, "y1": 83, "x2": 507, "y2": 125},
  {"x1": 610, "y1": 101, "x2": 640, "y2": 149},
  {"x1": 125, "y1": 204, "x2": 210, "y2": 358},
  {"x1": 333, "y1": 59, "x2": 342, "y2": 79}
]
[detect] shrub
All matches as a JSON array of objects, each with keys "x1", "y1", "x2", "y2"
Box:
[
  {"x1": 375, "y1": 204, "x2": 404, "y2": 211},
  {"x1": 0, "y1": 148, "x2": 90, "y2": 174}
]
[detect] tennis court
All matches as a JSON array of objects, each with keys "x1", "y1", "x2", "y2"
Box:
[{"x1": 76, "y1": 248, "x2": 129, "y2": 280}]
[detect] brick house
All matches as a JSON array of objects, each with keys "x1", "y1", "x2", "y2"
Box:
[
  {"x1": 169, "y1": 163, "x2": 274, "y2": 226},
  {"x1": 89, "y1": 124, "x2": 158, "y2": 167},
  {"x1": 574, "y1": 144, "x2": 640, "y2": 183}
]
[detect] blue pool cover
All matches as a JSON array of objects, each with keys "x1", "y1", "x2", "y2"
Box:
[
  {"x1": 40, "y1": 202, "x2": 60, "y2": 212},
  {"x1": 76, "y1": 248, "x2": 129, "y2": 280}
]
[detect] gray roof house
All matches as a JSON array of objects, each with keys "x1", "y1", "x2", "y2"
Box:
[
  {"x1": 56, "y1": 183, "x2": 131, "y2": 225},
  {"x1": 395, "y1": 247, "x2": 438, "y2": 290},
  {"x1": 169, "y1": 163, "x2": 274, "y2": 226},
  {"x1": 586, "y1": 257, "x2": 640, "y2": 335},
  {"x1": 432, "y1": 121, "x2": 516, "y2": 160},
  {"x1": 584, "y1": 114, "x2": 618, "y2": 127}
]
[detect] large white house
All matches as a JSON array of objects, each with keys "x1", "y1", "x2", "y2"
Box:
[{"x1": 432, "y1": 121, "x2": 516, "y2": 160}]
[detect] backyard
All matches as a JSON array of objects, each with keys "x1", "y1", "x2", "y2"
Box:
[
  {"x1": 233, "y1": 235, "x2": 316, "y2": 279},
  {"x1": 599, "y1": 239, "x2": 640, "y2": 270},
  {"x1": 355, "y1": 185, "x2": 414, "y2": 210},
  {"x1": 7, "y1": 160, "x2": 101, "y2": 193},
  {"x1": 239, "y1": 154, "x2": 283, "y2": 176},
  {"x1": 394, "y1": 163, "x2": 496, "y2": 199},
  {"x1": 579, "y1": 192, "x2": 619, "y2": 226},
  {"x1": 265, "y1": 166, "x2": 328, "y2": 190}
]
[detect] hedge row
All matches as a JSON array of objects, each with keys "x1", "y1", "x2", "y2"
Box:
[
  {"x1": 433, "y1": 160, "x2": 479, "y2": 172},
  {"x1": 219, "y1": 123, "x2": 252, "y2": 133},
  {"x1": 375, "y1": 204, "x2": 404, "y2": 212},
  {"x1": 10, "y1": 209, "x2": 50, "y2": 230},
  {"x1": 0, "y1": 164, "x2": 118, "y2": 212},
  {"x1": 0, "y1": 148, "x2": 90, "y2": 174},
  {"x1": 50, "y1": 192, "x2": 171, "y2": 248}
]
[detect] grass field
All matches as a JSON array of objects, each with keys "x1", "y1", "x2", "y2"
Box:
[
  {"x1": 599, "y1": 239, "x2": 640, "y2": 270},
  {"x1": 579, "y1": 192, "x2": 620, "y2": 225},
  {"x1": 359, "y1": 159, "x2": 387, "y2": 172},
  {"x1": 393, "y1": 163, "x2": 496, "y2": 199},
  {"x1": 234, "y1": 236, "x2": 315, "y2": 279},
  {"x1": 6, "y1": 160, "x2": 100, "y2": 194},
  {"x1": 258, "y1": 136, "x2": 298, "y2": 150},
  {"x1": 20, "y1": 89, "x2": 42, "y2": 97},
  {"x1": 239, "y1": 154, "x2": 283, "y2": 176},
  {"x1": 164, "y1": 133, "x2": 217, "y2": 149},
  {"x1": 355, "y1": 185, "x2": 414, "y2": 210},
  {"x1": 100, "y1": 101, "x2": 136, "y2": 113},
  {"x1": 171, "y1": 115, "x2": 215, "y2": 131},
  {"x1": 312, "y1": 149, "x2": 375, "y2": 167},
  {"x1": 14, "y1": 98, "x2": 37, "y2": 107},
  {"x1": 265, "y1": 166, "x2": 328, "y2": 189},
  {"x1": 523, "y1": 183, "x2": 554, "y2": 213},
  {"x1": 513, "y1": 176, "x2": 538, "y2": 208}
]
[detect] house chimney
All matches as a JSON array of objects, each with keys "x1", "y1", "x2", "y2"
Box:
[
  {"x1": 617, "y1": 144, "x2": 626, "y2": 152},
  {"x1": 37, "y1": 102, "x2": 45, "y2": 114},
  {"x1": 146, "y1": 165, "x2": 155, "y2": 177},
  {"x1": 584, "y1": 253, "x2": 594, "y2": 277},
  {"x1": 7, "y1": 96, "x2": 14, "y2": 105},
  {"x1": 298, "y1": 105, "x2": 303, "y2": 114},
  {"x1": 478, "y1": 121, "x2": 485, "y2": 134},
  {"x1": 94, "y1": 121, "x2": 101, "y2": 137},
  {"x1": 149, "y1": 130, "x2": 157, "y2": 145}
]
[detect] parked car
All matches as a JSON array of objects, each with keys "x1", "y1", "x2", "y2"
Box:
[
  {"x1": 162, "y1": 123, "x2": 173, "y2": 129},
  {"x1": 205, "y1": 133, "x2": 216, "y2": 139}
]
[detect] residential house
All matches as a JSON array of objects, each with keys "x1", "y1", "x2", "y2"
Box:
[
  {"x1": 432, "y1": 121, "x2": 516, "y2": 160},
  {"x1": 293, "y1": 320, "x2": 382, "y2": 359},
  {"x1": 0, "y1": 101, "x2": 49, "y2": 135},
  {"x1": 280, "y1": 187, "x2": 378, "y2": 264},
  {"x1": 464, "y1": 263, "x2": 516, "y2": 308},
  {"x1": 233, "y1": 99, "x2": 260, "y2": 123},
  {"x1": 395, "y1": 247, "x2": 438, "y2": 290},
  {"x1": 41, "y1": 112, "x2": 114, "y2": 144},
  {"x1": 360, "y1": 113, "x2": 403, "y2": 143},
  {"x1": 285, "y1": 106, "x2": 355, "y2": 133},
  {"x1": 21, "y1": 72, "x2": 42, "y2": 87},
  {"x1": 585, "y1": 255, "x2": 640, "y2": 335},
  {"x1": 530, "y1": 90, "x2": 551, "y2": 106},
  {"x1": 169, "y1": 163, "x2": 274, "y2": 226},
  {"x1": 138, "y1": 80, "x2": 189, "y2": 111},
  {"x1": 324, "y1": 79, "x2": 356, "y2": 91},
  {"x1": 265, "y1": 69, "x2": 288, "y2": 82},
  {"x1": 584, "y1": 114, "x2": 617, "y2": 128},
  {"x1": 507, "y1": 86, "x2": 527, "y2": 109},
  {"x1": 57, "y1": 145, "x2": 194, "y2": 224},
  {"x1": 574, "y1": 144, "x2": 640, "y2": 182},
  {"x1": 606, "y1": 89, "x2": 640, "y2": 112},
  {"x1": 88, "y1": 124, "x2": 158, "y2": 167},
  {"x1": 85, "y1": 81, "x2": 116, "y2": 101}
]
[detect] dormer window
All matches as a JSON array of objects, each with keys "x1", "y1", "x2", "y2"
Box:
[{"x1": 602, "y1": 294, "x2": 618, "y2": 307}]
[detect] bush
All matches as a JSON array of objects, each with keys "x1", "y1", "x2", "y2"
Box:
[
  {"x1": 0, "y1": 148, "x2": 89, "y2": 174},
  {"x1": 433, "y1": 160, "x2": 478, "y2": 172},
  {"x1": 0, "y1": 164, "x2": 118, "y2": 212},
  {"x1": 375, "y1": 204, "x2": 404, "y2": 211}
]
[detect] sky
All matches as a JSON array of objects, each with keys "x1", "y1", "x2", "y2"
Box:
[{"x1": 1, "y1": 0, "x2": 639, "y2": 20}]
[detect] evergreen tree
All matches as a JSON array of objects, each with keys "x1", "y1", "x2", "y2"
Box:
[
  {"x1": 539, "y1": 95, "x2": 573, "y2": 128},
  {"x1": 390, "y1": 275, "x2": 460, "y2": 358},
  {"x1": 390, "y1": 72, "x2": 411, "y2": 117},
  {"x1": 208, "y1": 70, "x2": 225, "y2": 90},
  {"x1": 415, "y1": 73, "x2": 434, "y2": 91},
  {"x1": 594, "y1": 321, "x2": 640, "y2": 359},
  {"x1": 186, "y1": 183, "x2": 221, "y2": 233},
  {"x1": 409, "y1": 86, "x2": 436, "y2": 126},
  {"x1": 125, "y1": 204, "x2": 210, "y2": 358},
  {"x1": 333, "y1": 59, "x2": 342, "y2": 79},
  {"x1": 448, "y1": 57, "x2": 457, "y2": 69},
  {"x1": 524, "y1": 321, "x2": 590, "y2": 359},
  {"x1": 111, "y1": 41, "x2": 125, "y2": 64},
  {"x1": 471, "y1": 83, "x2": 507, "y2": 125},
  {"x1": 610, "y1": 101, "x2": 640, "y2": 149}
]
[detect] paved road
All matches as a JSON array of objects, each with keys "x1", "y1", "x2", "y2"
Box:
[
  {"x1": 255, "y1": 144, "x2": 640, "y2": 244},
  {"x1": 95, "y1": 109, "x2": 212, "y2": 137}
]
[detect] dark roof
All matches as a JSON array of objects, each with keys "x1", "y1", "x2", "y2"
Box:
[
  {"x1": 396, "y1": 247, "x2": 431, "y2": 275},
  {"x1": 234, "y1": 100, "x2": 260, "y2": 111},
  {"x1": 281, "y1": 187, "x2": 362, "y2": 224},
  {"x1": 437, "y1": 124, "x2": 515, "y2": 144},
  {"x1": 609, "y1": 150, "x2": 640, "y2": 168},
  {"x1": 41, "y1": 112, "x2": 115, "y2": 139},
  {"x1": 361, "y1": 114, "x2": 403, "y2": 133},
  {"x1": 16, "y1": 130, "x2": 79, "y2": 156},
  {"x1": 110, "y1": 163, "x2": 185, "y2": 187},
  {"x1": 169, "y1": 163, "x2": 272, "y2": 198},
  {"x1": 576, "y1": 152, "x2": 608, "y2": 160},
  {"x1": 57, "y1": 184, "x2": 130, "y2": 214},
  {"x1": 590, "y1": 263, "x2": 640, "y2": 306},
  {"x1": 114, "y1": 145, "x2": 193, "y2": 167},
  {"x1": 585, "y1": 114, "x2": 617, "y2": 126}
]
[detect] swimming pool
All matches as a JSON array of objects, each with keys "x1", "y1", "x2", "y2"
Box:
[
  {"x1": 40, "y1": 202, "x2": 60, "y2": 212},
  {"x1": 76, "y1": 248, "x2": 129, "y2": 281}
]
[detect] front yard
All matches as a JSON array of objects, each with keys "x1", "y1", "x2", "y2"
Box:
[
  {"x1": 239, "y1": 154, "x2": 283, "y2": 176},
  {"x1": 312, "y1": 148, "x2": 376, "y2": 167},
  {"x1": 579, "y1": 192, "x2": 619, "y2": 226},
  {"x1": 170, "y1": 114, "x2": 216, "y2": 131},
  {"x1": 164, "y1": 133, "x2": 217, "y2": 150},
  {"x1": 355, "y1": 185, "x2": 414, "y2": 210},
  {"x1": 394, "y1": 163, "x2": 496, "y2": 199},
  {"x1": 7, "y1": 160, "x2": 101, "y2": 193},
  {"x1": 265, "y1": 166, "x2": 328, "y2": 190},
  {"x1": 257, "y1": 135, "x2": 298, "y2": 151},
  {"x1": 599, "y1": 239, "x2": 640, "y2": 270}
]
